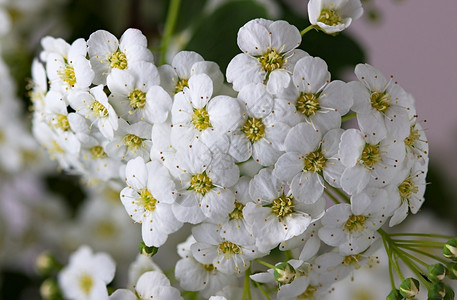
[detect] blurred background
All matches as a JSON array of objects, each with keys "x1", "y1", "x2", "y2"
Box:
[{"x1": 0, "y1": 0, "x2": 455, "y2": 299}]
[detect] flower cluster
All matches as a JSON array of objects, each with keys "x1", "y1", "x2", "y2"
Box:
[{"x1": 30, "y1": 1, "x2": 438, "y2": 298}]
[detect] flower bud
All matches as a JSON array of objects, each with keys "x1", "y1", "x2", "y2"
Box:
[
  {"x1": 35, "y1": 252, "x2": 61, "y2": 276},
  {"x1": 138, "y1": 241, "x2": 159, "y2": 257},
  {"x1": 428, "y1": 263, "x2": 448, "y2": 282},
  {"x1": 40, "y1": 278, "x2": 62, "y2": 300},
  {"x1": 399, "y1": 277, "x2": 420, "y2": 298},
  {"x1": 273, "y1": 262, "x2": 296, "y2": 285},
  {"x1": 428, "y1": 282, "x2": 455, "y2": 300},
  {"x1": 443, "y1": 238, "x2": 457, "y2": 260},
  {"x1": 386, "y1": 288, "x2": 402, "y2": 300},
  {"x1": 448, "y1": 263, "x2": 457, "y2": 280}
]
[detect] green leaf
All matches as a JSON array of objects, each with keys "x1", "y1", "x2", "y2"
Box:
[{"x1": 185, "y1": 0, "x2": 268, "y2": 72}]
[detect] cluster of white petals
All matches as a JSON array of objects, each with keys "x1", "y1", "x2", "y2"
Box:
[{"x1": 32, "y1": 10, "x2": 429, "y2": 300}]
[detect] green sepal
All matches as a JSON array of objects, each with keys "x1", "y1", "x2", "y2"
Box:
[
  {"x1": 443, "y1": 238, "x2": 457, "y2": 260},
  {"x1": 386, "y1": 288, "x2": 402, "y2": 300},
  {"x1": 138, "y1": 241, "x2": 159, "y2": 257},
  {"x1": 427, "y1": 263, "x2": 448, "y2": 282},
  {"x1": 428, "y1": 282, "x2": 455, "y2": 300},
  {"x1": 399, "y1": 277, "x2": 420, "y2": 298}
]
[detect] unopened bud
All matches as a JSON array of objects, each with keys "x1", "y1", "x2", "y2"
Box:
[
  {"x1": 40, "y1": 278, "x2": 62, "y2": 300},
  {"x1": 35, "y1": 252, "x2": 61, "y2": 276},
  {"x1": 273, "y1": 262, "x2": 296, "y2": 285},
  {"x1": 448, "y1": 263, "x2": 457, "y2": 280},
  {"x1": 386, "y1": 288, "x2": 402, "y2": 300},
  {"x1": 428, "y1": 263, "x2": 448, "y2": 282},
  {"x1": 443, "y1": 238, "x2": 457, "y2": 260},
  {"x1": 428, "y1": 282, "x2": 455, "y2": 300},
  {"x1": 138, "y1": 241, "x2": 158, "y2": 257},
  {"x1": 399, "y1": 277, "x2": 420, "y2": 298}
]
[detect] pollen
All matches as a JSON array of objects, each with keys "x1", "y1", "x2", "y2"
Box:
[
  {"x1": 58, "y1": 65, "x2": 76, "y2": 86},
  {"x1": 296, "y1": 92, "x2": 321, "y2": 117},
  {"x1": 272, "y1": 195, "x2": 295, "y2": 220},
  {"x1": 370, "y1": 91, "x2": 391, "y2": 113},
  {"x1": 361, "y1": 143, "x2": 381, "y2": 168},
  {"x1": 192, "y1": 108, "x2": 212, "y2": 131},
  {"x1": 344, "y1": 215, "x2": 367, "y2": 233},
  {"x1": 304, "y1": 150, "x2": 327, "y2": 173},
  {"x1": 229, "y1": 201, "x2": 245, "y2": 220},
  {"x1": 404, "y1": 124, "x2": 420, "y2": 147},
  {"x1": 218, "y1": 241, "x2": 241, "y2": 259},
  {"x1": 343, "y1": 254, "x2": 362, "y2": 269},
  {"x1": 175, "y1": 78, "x2": 189, "y2": 94},
  {"x1": 203, "y1": 264, "x2": 215, "y2": 272},
  {"x1": 91, "y1": 101, "x2": 109, "y2": 117},
  {"x1": 109, "y1": 50, "x2": 128, "y2": 70},
  {"x1": 299, "y1": 285, "x2": 318, "y2": 298},
  {"x1": 128, "y1": 89, "x2": 147, "y2": 110},
  {"x1": 398, "y1": 177, "x2": 418, "y2": 200},
  {"x1": 258, "y1": 48, "x2": 284, "y2": 73},
  {"x1": 242, "y1": 117, "x2": 266, "y2": 143},
  {"x1": 138, "y1": 189, "x2": 157, "y2": 211},
  {"x1": 318, "y1": 8, "x2": 342, "y2": 26},
  {"x1": 122, "y1": 134, "x2": 143, "y2": 151},
  {"x1": 189, "y1": 172, "x2": 213, "y2": 195},
  {"x1": 89, "y1": 146, "x2": 107, "y2": 159},
  {"x1": 54, "y1": 114, "x2": 70, "y2": 131}
]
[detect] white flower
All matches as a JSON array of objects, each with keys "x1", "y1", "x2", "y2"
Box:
[
  {"x1": 228, "y1": 83, "x2": 290, "y2": 166},
  {"x1": 274, "y1": 123, "x2": 345, "y2": 204},
  {"x1": 30, "y1": 59, "x2": 48, "y2": 112},
  {"x1": 226, "y1": 18, "x2": 308, "y2": 93},
  {"x1": 243, "y1": 168, "x2": 325, "y2": 252},
  {"x1": 338, "y1": 128, "x2": 405, "y2": 195},
  {"x1": 388, "y1": 161, "x2": 427, "y2": 227},
  {"x1": 68, "y1": 85, "x2": 119, "y2": 139},
  {"x1": 87, "y1": 28, "x2": 154, "y2": 85},
  {"x1": 107, "y1": 61, "x2": 172, "y2": 124},
  {"x1": 45, "y1": 37, "x2": 94, "y2": 92},
  {"x1": 135, "y1": 271, "x2": 183, "y2": 300},
  {"x1": 318, "y1": 189, "x2": 389, "y2": 254},
  {"x1": 274, "y1": 56, "x2": 353, "y2": 131},
  {"x1": 58, "y1": 245, "x2": 115, "y2": 300},
  {"x1": 159, "y1": 51, "x2": 224, "y2": 96},
  {"x1": 350, "y1": 63, "x2": 415, "y2": 140},
  {"x1": 308, "y1": 0, "x2": 363, "y2": 34},
  {"x1": 404, "y1": 117, "x2": 429, "y2": 165},
  {"x1": 191, "y1": 223, "x2": 261, "y2": 275},
  {"x1": 121, "y1": 157, "x2": 182, "y2": 247},
  {"x1": 279, "y1": 221, "x2": 322, "y2": 262},
  {"x1": 175, "y1": 235, "x2": 237, "y2": 298},
  {"x1": 105, "y1": 119, "x2": 152, "y2": 162}
]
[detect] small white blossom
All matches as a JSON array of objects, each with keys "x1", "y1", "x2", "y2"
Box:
[{"x1": 308, "y1": 0, "x2": 363, "y2": 34}]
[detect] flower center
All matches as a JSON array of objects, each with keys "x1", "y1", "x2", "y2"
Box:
[
  {"x1": 175, "y1": 78, "x2": 189, "y2": 94},
  {"x1": 398, "y1": 177, "x2": 418, "y2": 201},
  {"x1": 361, "y1": 143, "x2": 381, "y2": 168},
  {"x1": 109, "y1": 50, "x2": 128, "y2": 70},
  {"x1": 79, "y1": 274, "x2": 94, "y2": 295},
  {"x1": 229, "y1": 201, "x2": 245, "y2": 220},
  {"x1": 304, "y1": 150, "x2": 327, "y2": 173},
  {"x1": 89, "y1": 146, "x2": 107, "y2": 159},
  {"x1": 203, "y1": 264, "x2": 215, "y2": 272},
  {"x1": 296, "y1": 93, "x2": 321, "y2": 117},
  {"x1": 344, "y1": 215, "x2": 367, "y2": 233},
  {"x1": 49, "y1": 140, "x2": 64, "y2": 157},
  {"x1": 370, "y1": 91, "x2": 391, "y2": 113},
  {"x1": 242, "y1": 117, "x2": 266, "y2": 143},
  {"x1": 192, "y1": 108, "x2": 211, "y2": 131},
  {"x1": 95, "y1": 220, "x2": 116, "y2": 238},
  {"x1": 91, "y1": 101, "x2": 109, "y2": 117},
  {"x1": 272, "y1": 195, "x2": 294, "y2": 220},
  {"x1": 298, "y1": 285, "x2": 318, "y2": 299},
  {"x1": 218, "y1": 241, "x2": 241, "y2": 259},
  {"x1": 404, "y1": 124, "x2": 420, "y2": 147},
  {"x1": 258, "y1": 48, "x2": 284, "y2": 73},
  {"x1": 138, "y1": 189, "x2": 157, "y2": 211},
  {"x1": 53, "y1": 114, "x2": 70, "y2": 131},
  {"x1": 189, "y1": 172, "x2": 213, "y2": 195},
  {"x1": 122, "y1": 134, "x2": 143, "y2": 152},
  {"x1": 58, "y1": 65, "x2": 76, "y2": 87},
  {"x1": 343, "y1": 254, "x2": 362, "y2": 269},
  {"x1": 128, "y1": 89, "x2": 147, "y2": 110},
  {"x1": 318, "y1": 8, "x2": 342, "y2": 26}
]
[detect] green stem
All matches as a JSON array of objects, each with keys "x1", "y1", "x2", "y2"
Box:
[
  {"x1": 398, "y1": 245, "x2": 449, "y2": 265},
  {"x1": 397, "y1": 251, "x2": 431, "y2": 290},
  {"x1": 396, "y1": 247, "x2": 429, "y2": 267},
  {"x1": 284, "y1": 250, "x2": 294, "y2": 261},
  {"x1": 394, "y1": 243, "x2": 443, "y2": 249},
  {"x1": 254, "y1": 281, "x2": 272, "y2": 300},
  {"x1": 255, "y1": 259, "x2": 276, "y2": 270},
  {"x1": 389, "y1": 233, "x2": 454, "y2": 240},
  {"x1": 341, "y1": 112, "x2": 356, "y2": 122},
  {"x1": 242, "y1": 267, "x2": 252, "y2": 300},
  {"x1": 324, "y1": 189, "x2": 341, "y2": 204},
  {"x1": 328, "y1": 185, "x2": 350, "y2": 203},
  {"x1": 383, "y1": 235, "x2": 397, "y2": 289},
  {"x1": 300, "y1": 25, "x2": 315, "y2": 36},
  {"x1": 159, "y1": 0, "x2": 181, "y2": 65}
]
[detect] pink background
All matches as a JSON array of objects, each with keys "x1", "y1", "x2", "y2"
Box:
[{"x1": 349, "y1": 0, "x2": 457, "y2": 177}]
